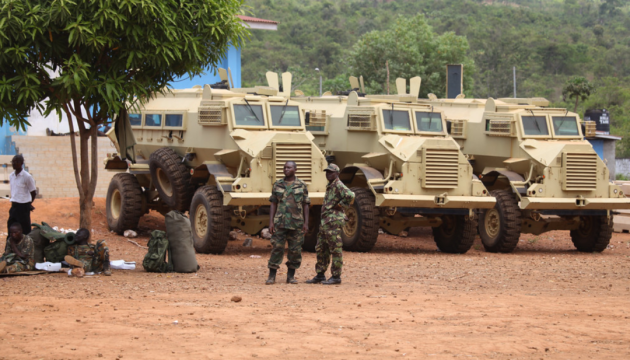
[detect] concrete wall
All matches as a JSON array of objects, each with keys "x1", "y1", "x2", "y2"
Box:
[
  {"x1": 617, "y1": 159, "x2": 630, "y2": 179},
  {"x1": 12, "y1": 136, "x2": 117, "y2": 198}
]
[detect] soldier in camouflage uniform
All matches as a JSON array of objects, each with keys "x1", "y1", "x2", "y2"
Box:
[
  {"x1": 65, "y1": 228, "x2": 111, "y2": 276},
  {"x1": 306, "y1": 164, "x2": 355, "y2": 285},
  {"x1": 0, "y1": 223, "x2": 35, "y2": 273},
  {"x1": 266, "y1": 161, "x2": 310, "y2": 285}
]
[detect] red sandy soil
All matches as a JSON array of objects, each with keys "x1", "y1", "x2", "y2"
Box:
[{"x1": 1, "y1": 198, "x2": 630, "y2": 359}]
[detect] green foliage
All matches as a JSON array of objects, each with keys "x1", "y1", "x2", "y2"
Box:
[
  {"x1": 0, "y1": 0, "x2": 249, "y2": 129},
  {"x1": 563, "y1": 77, "x2": 593, "y2": 112},
  {"x1": 348, "y1": 15, "x2": 474, "y2": 98},
  {"x1": 615, "y1": 173, "x2": 629, "y2": 181}
]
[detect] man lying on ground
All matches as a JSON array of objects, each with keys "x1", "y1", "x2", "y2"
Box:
[
  {"x1": 65, "y1": 228, "x2": 111, "y2": 276},
  {"x1": 0, "y1": 223, "x2": 35, "y2": 273}
]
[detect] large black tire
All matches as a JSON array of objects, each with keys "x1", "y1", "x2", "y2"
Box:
[
  {"x1": 149, "y1": 148, "x2": 194, "y2": 211},
  {"x1": 570, "y1": 215, "x2": 613, "y2": 252},
  {"x1": 302, "y1": 205, "x2": 322, "y2": 252},
  {"x1": 479, "y1": 189, "x2": 522, "y2": 253},
  {"x1": 341, "y1": 187, "x2": 380, "y2": 252},
  {"x1": 106, "y1": 173, "x2": 143, "y2": 234},
  {"x1": 189, "y1": 186, "x2": 232, "y2": 254},
  {"x1": 432, "y1": 215, "x2": 477, "y2": 253}
]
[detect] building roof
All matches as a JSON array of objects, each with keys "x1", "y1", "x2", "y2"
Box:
[
  {"x1": 237, "y1": 15, "x2": 278, "y2": 25},
  {"x1": 586, "y1": 134, "x2": 622, "y2": 141}
]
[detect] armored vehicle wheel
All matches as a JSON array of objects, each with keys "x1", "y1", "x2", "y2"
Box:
[
  {"x1": 302, "y1": 205, "x2": 321, "y2": 253},
  {"x1": 341, "y1": 187, "x2": 379, "y2": 252},
  {"x1": 570, "y1": 215, "x2": 613, "y2": 252},
  {"x1": 479, "y1": 190, "x2": 522, "y2": 253},
  {"x1": 106, "y1": 173, "x2": 143, "y2": 234},
  {"x1": 432, "y1": 215, "x2": 476, "y2": 253},
  {"x1": 149, "y1": 148, "x2": 194, "y2": 211},
  {"x1": 190, "y1": 186, "x2": 231, "y2": 254}
]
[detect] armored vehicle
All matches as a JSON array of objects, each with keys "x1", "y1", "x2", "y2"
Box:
[
  {"x1": 104, "y1": 71, "x2": 328, "y2": 254},
  {"x1": 422, "y1": 97, "x2": 630, "y2": 253},
  {"x1": 292, "y1": 77, "x2": 495, "y2": 253}
]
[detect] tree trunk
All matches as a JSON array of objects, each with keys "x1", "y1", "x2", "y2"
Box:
[
  {"x1": 64, "y1": 104, "x2": 100, "y2": 231},
  {"x1": 574, "y1": 96, "x2": 579, "y2": 113}
]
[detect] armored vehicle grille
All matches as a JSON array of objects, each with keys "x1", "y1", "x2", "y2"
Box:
[
  {"x1": 584, "y1": 121, "x2": 596, "y2": 137},
  {"x1": 563, "y1": 152, "x2": 597, "y2": 191},
  {"x1": 198, "y1": 106, "x2": 225, "y2": 125},
  {"x1": 488, "y1": 120, "x2": 514, "y2": 136},
  {"x1": 422, "y1": 149, "x2": 459, "y2": 188},
  {"x1": 347, "y1": 112, "x2": 375, "y2": 130},
  {"x1": 275, "y1": 143, "x2": 312, "y2": 183},
  {"x1": 450, "y1": 119, "x2": 467, "y2": 138}
]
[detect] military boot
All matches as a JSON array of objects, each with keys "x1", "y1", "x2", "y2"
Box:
[
  {"x1": 305, "y1": 273, "x2": 326, "y2": 284},
  {"x1": 286, "y1": 268, "x2": 298, "y2": 284},
  {"x1": 322, "y1": 276, "x2": 341, "y2": 285},
  {"x1": 64, "y1": 255, "x2": 84, "y2": 268},
  {"x1": 265, "y1": 268, "x2": 277, "y2": 285},
  {"x1": 103, "y1": 249, "x2": 112, "y2": 276}
]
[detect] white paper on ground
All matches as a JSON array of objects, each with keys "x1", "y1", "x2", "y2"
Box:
[
  {"x1": 35, "y1": 262, "x2": 62, "y2": 272},
  {"x1": 110, "y1": 260, "x2": 136, "y2": 270}
]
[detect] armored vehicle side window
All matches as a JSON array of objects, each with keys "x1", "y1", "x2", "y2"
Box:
[
  {"x1": 382, "y1": 110, "x2": 411, "y2": 131},
  {"x1": 234, "y1": 104, "x2": 265, "y2": 126},
  {"x1": 416, "y1": 112, "x2": 443, "y2": 132},
  {"x1": 165, "y1": 114, "x2": 183, "y2": 128},
  {"x1": 522, "y1": 116, "x2": 549, "y2": 136},
  {"x1": 305, "y1": 111, "x2": 325, "y2": 132},
  {"x1": 552, "y1": 116, "x2": 579, "y2": 136},
  {"x1": 270, "y1": 105, "x2": 301, "y2": 127},
  {"x1": 145, "y1": 114, "x2": 162, "y2": 127},
  {"x1": 129, "y1": 114, "x2": 142, "y2": 126}
]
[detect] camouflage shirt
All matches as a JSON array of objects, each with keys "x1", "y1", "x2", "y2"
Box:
[
  {"x1": 321, "y1": 178, "x2": 355, "y2": 224},
  {"x1": 269, "y1": 178, "x2": 311, "y2": 230},
  {"x1": 2, "y1": 235, "x2": 35, "y2": 267},
  {"x1": 67, "y1": 244, "x2": 95, "y2": 268}
]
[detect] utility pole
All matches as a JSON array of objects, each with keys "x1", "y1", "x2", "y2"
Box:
[
  {"x1": 315, "y1": 68, "x2": 322, "y2": 96},
  {"x1": 513, "y1": 66, "x2": 517, "y2": 98}
]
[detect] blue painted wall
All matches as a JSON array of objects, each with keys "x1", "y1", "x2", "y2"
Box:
[
  {"x1": 172, "y1": 45, "x2": 241, "y2": 89},
  {"x1": 0, "y1": 123, "x2": 26, "y2": 155},
  {"x1": 588, "y1": 139, "x2": 604, "y2": 160}
]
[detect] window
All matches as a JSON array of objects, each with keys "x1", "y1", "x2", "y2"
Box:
[
  {"x1": 416, "y1": 112, "x2": 443, "y2": 132},
  {"x1": 129, "y1": 114, "x2": 142, "y2": 126},
  {"x1": 552, "y1": 116, "x2": 579, "y2": 136},
  {"x1": 270, "y1": 105, "x2": 301, "y2": 127},
  {"x1": 145, "y1": 114, "x2": 162, "y2": 127},
  {"x1": 522, "y1": 116, "x2": 549, "y2": 136},
  {"x1": 165, "y1": 114, "x2": 183, "y2": 128},
  {"x1": 305, "y1": 112, "x2": 325, "y2": 132},
  {"x1": 382, "y1": 110, "x2": 411, "y2": 131},
  {"x1": 234, "y1": 104, "x2": 265, "y2": 126}
]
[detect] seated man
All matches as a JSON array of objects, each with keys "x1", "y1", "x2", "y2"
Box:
[
  {"x1": 65, "y1": 228, "x2": 111, "y2": 276},
  {"x1": 0, "y1": 223, "x2": 35, "y2": 273}
]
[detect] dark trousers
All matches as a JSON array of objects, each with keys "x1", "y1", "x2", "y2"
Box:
[{"x1": 8, "y1": 202, "x2": 32, "y2": 235}]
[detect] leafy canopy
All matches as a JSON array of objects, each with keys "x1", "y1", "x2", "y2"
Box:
[
  {"x1": 0, "y1": 0, "x2": 249, "y2": 129},
  {"x1": 348, "y1": 14, "x2": 474, "y2": 98},
  {"x1": 563, "y1": 76, "x2": 593, "y2": 112}
]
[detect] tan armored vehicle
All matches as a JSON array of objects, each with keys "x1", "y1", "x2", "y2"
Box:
[
  {"x1": 104, "y1": 70, "x2": 328, "y2": 254},
  {"x1": 292, "y1": 77, "x2": 495, "y2": 253},
  {"x1": 422, "y1": 97, "x2": 630, "y2": 253}
]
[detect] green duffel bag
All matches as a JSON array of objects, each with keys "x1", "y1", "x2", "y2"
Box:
[
  {"x1": 43, "y1": 232, "x2": 76, "y2": 263},
  {"x1": 165, "y1": 211, "x2": 199, "y2": 273},
  {"x1": 28, "y1": 228, "x2": 49, "y2": 264},
  {"x1": 143, "y1": 230, "x2": 172, "y2": 273},
  {"x1": 32, "y1": 222, "x2": 68, "y2": 241}
]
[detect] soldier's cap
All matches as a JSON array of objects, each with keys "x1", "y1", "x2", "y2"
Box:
[{"x1": 324, "y1": 164, "x2": 340, "y2": 173}]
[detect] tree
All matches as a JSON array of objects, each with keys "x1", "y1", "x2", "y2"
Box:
[
  {"x1": 562, "y1": 76, "x2": 593, "y2": 112},
  {"x1": 0, "y1": 0, "x2": 249, "y2": 229},
  {"x1": 347, "y1": 14, "x2": 475, "y2": 97}
]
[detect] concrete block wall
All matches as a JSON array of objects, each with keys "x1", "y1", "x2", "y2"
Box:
[{"x1": 12, "y1": 136, "x2": 118, "y2": 198}]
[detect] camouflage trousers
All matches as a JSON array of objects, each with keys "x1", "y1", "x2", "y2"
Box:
[
  {"x1": 70, "y1": 240, "x2": 110, "y2": 273},
  {"x1": 315, "y1": 220, "x2": 343, "y2": 277},
  {"x1": 0, "y1": 254, "x2": 34, "y2": 273},
  {"x1": 268, "y1": 228, "x2": 304, "y2": 270}
]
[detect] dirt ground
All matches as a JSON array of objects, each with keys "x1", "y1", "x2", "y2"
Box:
[{"x1": 1, "y1": 198, "x2": 630, "y2": 360}]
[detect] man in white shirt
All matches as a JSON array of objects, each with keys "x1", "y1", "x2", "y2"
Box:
[{"x1": 8, "y1": 155, "x2": 37, "y2": 235}]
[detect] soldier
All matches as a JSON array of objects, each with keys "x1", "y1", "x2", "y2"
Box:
[
  {"x1": 306, "y1": 164, "x2": 355, "y2": 285},
  {"x1": 65, "y1": 228, "x2": 112, "y2": 276},
  {"x1": 266, "y1": 161, "x2": 310, "y2": 285},
  {"x1": 0, "y1": 223, "x2": 35, "y2": 274}
]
